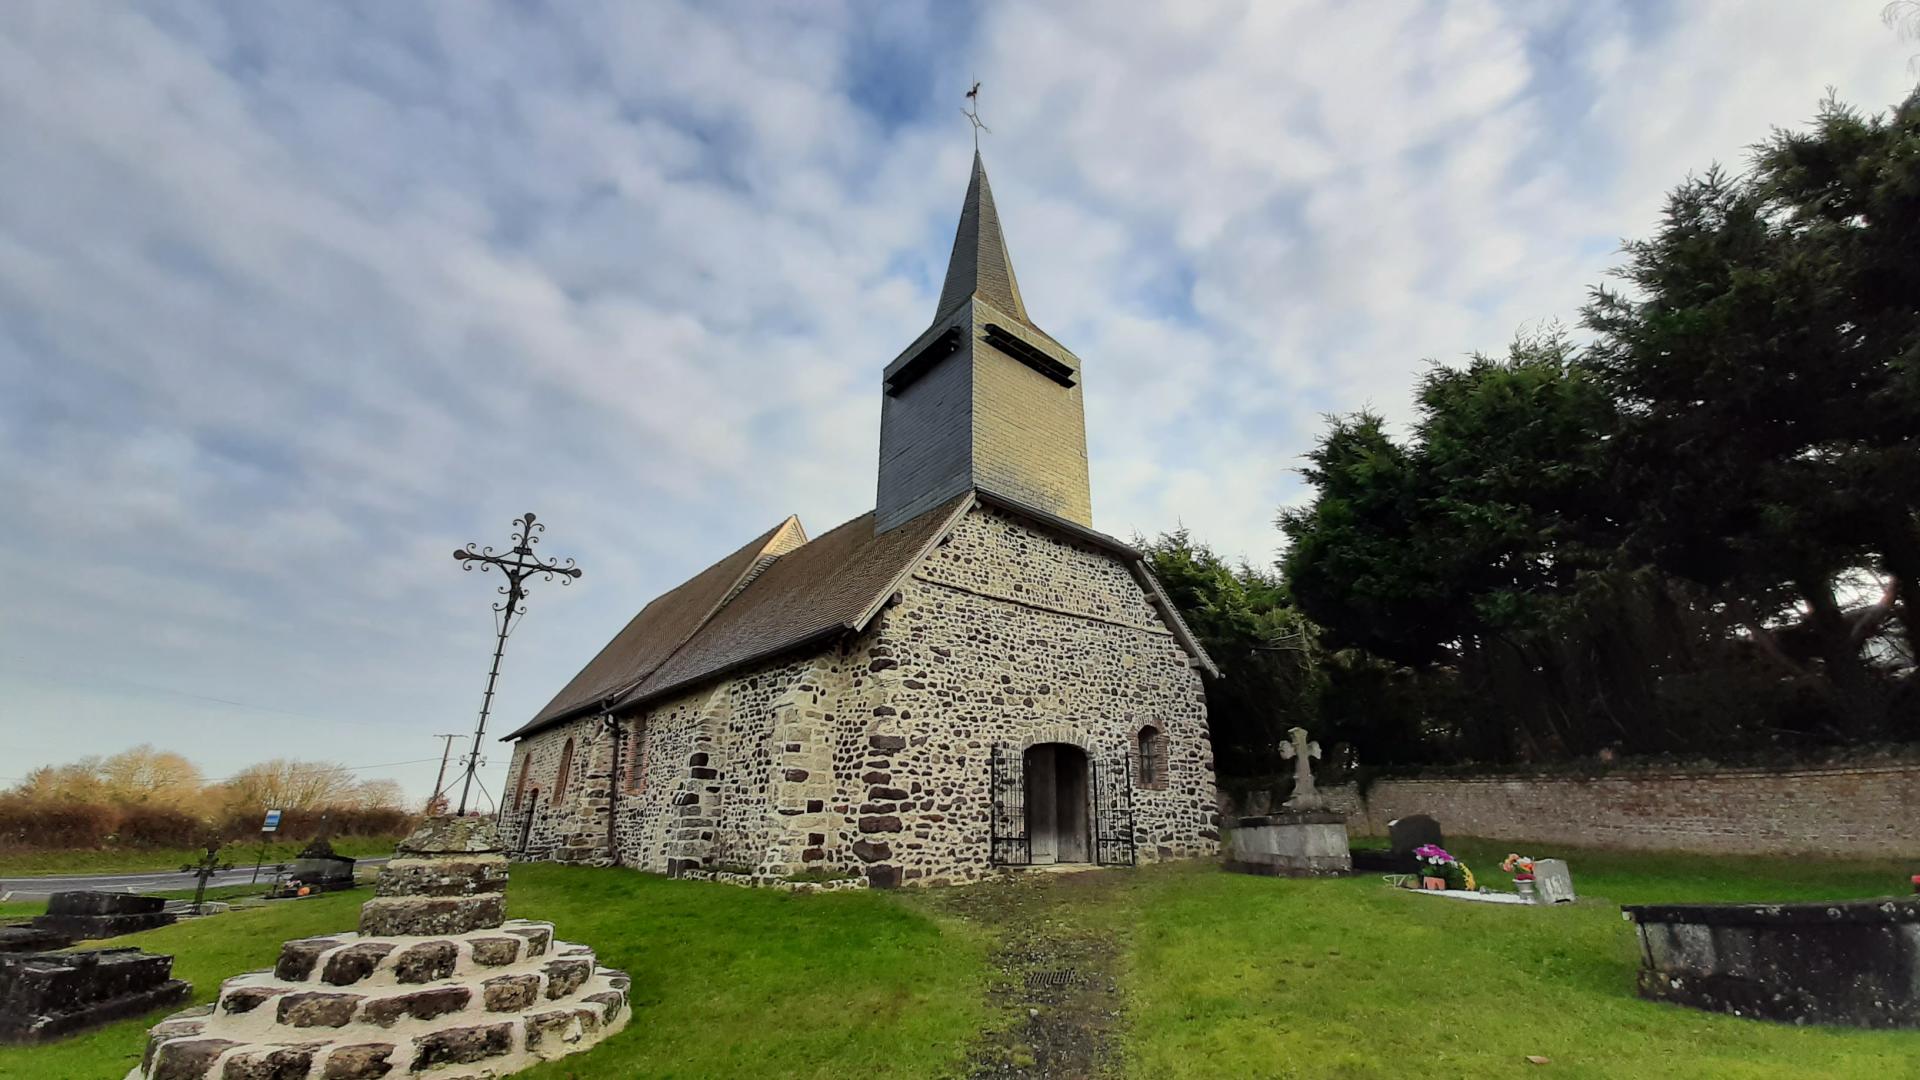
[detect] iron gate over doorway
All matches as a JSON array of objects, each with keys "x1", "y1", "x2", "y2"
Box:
[{"x1": 989, "y1": 742, "x2": 1136, "y2": 867}]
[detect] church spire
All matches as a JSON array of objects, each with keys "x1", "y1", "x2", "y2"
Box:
[{"x1": 933, "y1": 151, "x2": 1029, "y2": 326}]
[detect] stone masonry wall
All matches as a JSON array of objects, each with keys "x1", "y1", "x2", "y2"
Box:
[
  {"x1": 504, "y1": 503, "x2": 1219, "y2": 886},
  {"x1": 843, "y1": 505, "x2": 1217, "y2": 886},
  {"x1": 1321, "y1": 762, "x2": 1920, "y2": 857}
]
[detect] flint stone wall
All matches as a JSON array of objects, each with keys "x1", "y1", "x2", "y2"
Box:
[
  {"x1": 502, "y1": 504, "x2": 1218, "y2": 885},
  {"x1": 1321, "y1": 761, "x2": 1920, "y2": 858}
]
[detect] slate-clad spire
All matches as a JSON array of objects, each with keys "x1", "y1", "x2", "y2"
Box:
[
  {"x1": 875, "y1": 151, "x2": 1091, "y2": 535},
  {"x1": 934, "y1": 151, "x2": 1028, "y2": 325}
]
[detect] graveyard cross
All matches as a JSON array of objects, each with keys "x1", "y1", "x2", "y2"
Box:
[
  {"x1": 451, "y1": 512, "x2": 583, "y2": 815},
  {"x1": 1278, "y1": 726, "x2": 1328, "y2": 810},
  {"x1": 180, "y1": 838, "x2": 233, "y2": 916}
]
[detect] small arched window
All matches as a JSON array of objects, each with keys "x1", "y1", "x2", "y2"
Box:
[
  {"x1": 554, "y1": 738, "x2": 575, "y2": 802},
  {"x1": 513, "y1": 757, "x2": 531, "y2": 810},
  {"x1": 1137, "y1": 725, "x2": 1166, "y2": 789}
]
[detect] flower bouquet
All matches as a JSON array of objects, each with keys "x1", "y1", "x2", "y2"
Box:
[
  {"x1": 1502, "y1": 853, "x2": 1537, "y2": 899},
  {"x1": 1413, "y1": 844, "x2": 1473, "y2": 891}
]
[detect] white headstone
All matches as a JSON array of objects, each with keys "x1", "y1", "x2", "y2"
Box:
[{"x1": 1532, "y1": 858, "x2": 1576, "y2": 904}]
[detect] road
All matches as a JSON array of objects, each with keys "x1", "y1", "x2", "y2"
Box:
[{"x1": 1, "y1": 858, "x2": 391, "y2": 901}]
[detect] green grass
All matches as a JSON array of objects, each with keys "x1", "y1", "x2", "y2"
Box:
[
  {"x1": 2, "y1": 847, "x2": 1915, "y2": 1079},
  {"x1": 3, "y1": 863, "x2": 991, "y2": 1080},
  {"x1": 0, "y1": 837, "x2": 398, "y2": 877},
  {"x1": 1121, "y1": 848, "x2": 1920, "y2": 1079}
]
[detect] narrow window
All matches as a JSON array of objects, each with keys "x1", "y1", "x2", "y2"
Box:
[
  {"x1": 554, "y1": 738, "x2": 575, "y2": 802},
  {"x1": 1137, "y1": 726, "x2": 1165, "y2": 788},
  {"x1": 513, "y1": 757, "x2": 530, "y2": 810},
  {"x1": 624, "y1": 718, "x2": 649, "y2": 794}
]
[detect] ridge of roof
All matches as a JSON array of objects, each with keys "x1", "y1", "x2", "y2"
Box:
[
  {"x1": 612, "y1": 492, "x2": 974, "y2": 711},
  {"x1": 502, "y1": 514, "x2": 805, "y2": 740}
]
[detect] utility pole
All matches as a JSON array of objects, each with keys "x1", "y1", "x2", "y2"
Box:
[
  {"x1": 451, "y1": 512, "x2": 583, "y2": 815},
  {"x1": 427, "y1": 733, "x2": 463, "y2": 814}
]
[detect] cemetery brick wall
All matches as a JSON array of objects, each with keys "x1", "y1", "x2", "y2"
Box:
[
  {"x1": 1322, "y1": 762, "x2": 1920, "y2": 857},
  {"x1": 502, "y1": 503, "x2": 1220, "y2": 884}
]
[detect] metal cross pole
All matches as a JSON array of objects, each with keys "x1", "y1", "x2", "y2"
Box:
[{"x1": 451, "y1": 512, "x2": 582, "y2": 815}]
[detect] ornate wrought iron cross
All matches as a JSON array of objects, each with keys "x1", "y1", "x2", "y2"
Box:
[{"x1": 450, "y1": 512, "x2": 582, "y2": 814}]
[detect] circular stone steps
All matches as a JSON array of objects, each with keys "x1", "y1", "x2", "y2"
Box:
[{"x1": 127, "y1": 816, "x2": 631, "y2": 1080}]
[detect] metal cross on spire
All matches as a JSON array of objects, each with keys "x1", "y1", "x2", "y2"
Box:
[
  {"x1": 962, "y1": 81, "x2": 990, "y2": 149},
  {"x1": 449, "y1": 511, "x2": 582, "y2": 815}
]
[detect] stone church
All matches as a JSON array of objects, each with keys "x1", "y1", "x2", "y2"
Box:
[{"x1": 499, "y1": 154, "x2": 1220, "y2": 887}]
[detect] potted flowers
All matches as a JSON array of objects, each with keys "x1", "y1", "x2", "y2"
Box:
[
  {"x1": 1502, "y1": 853, "x2": 1537, "y2": 899},
  {"x1": 1413, "y1": 844, "x2": 1464, "y2": 890}
]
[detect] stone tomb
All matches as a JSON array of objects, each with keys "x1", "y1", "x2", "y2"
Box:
[
  {"x1": 0, "y1": 948, "x2": 191, "y2": 1044},
  {"x1": 130, "y1": 816, "x2": 630, "y2": 1079},
  {"x1": 1626, "y1": 897, "x2": 1920, "y2": 1027},
  {"x1": 1224, "y1": 812, "x2": 1353, "y2": 877},
  {"x1": 33, "y1": 891, "x2": 176, "y2": 940}
]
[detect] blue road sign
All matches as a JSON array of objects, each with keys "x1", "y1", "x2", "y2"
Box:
[{"x1": 262, "y1": 809, "x2": 283, "y2": 833}]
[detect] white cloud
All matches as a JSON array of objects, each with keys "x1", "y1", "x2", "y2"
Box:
[{"x1": 0, "y1": 0, "x2": 1911, "y2": 796}]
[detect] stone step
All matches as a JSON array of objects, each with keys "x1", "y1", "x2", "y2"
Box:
[
  {"x1": 271, "y1": 920, "x2": 554, "y2": 986},
  {"x1": 141, "y1": 965, "x2": 630, "y2": 1079},
  {"x1": 220, "y1": 950, "x2": 600, "y2": 1024}
]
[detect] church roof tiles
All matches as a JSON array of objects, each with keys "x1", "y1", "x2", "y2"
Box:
[{"x1": 504, "y1": 494, "x2": 969, "y2": 740}]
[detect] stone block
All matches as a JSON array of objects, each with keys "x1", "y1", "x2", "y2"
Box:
[
  {"x1": 482, "y1": 973, "x2": 540, "y2": 1012},
  {"x1": 320, "y1": 942, "x2": 395, "y2": 986},
  {"x1": 858, "y1": 815, "x2": 903, "y2": 833},
  {"x1": 393, "y1": 815, "x2": 505, "y2": 857},
  {"x1": 358, "y1": 894, "x2": 505, "y2": 936},
  {"x1": 220, "y1": 985, "x2": 287, "y2": 1015},
  {"x1": 410, "y1": 1023, "x2": 512, "y2": 1070},
  {"x1": 142, "y1": 1007, "x2": 212, "y2": 1073},
  {"x1": 221, "y1": 1042, "x2": 324, "y2": 1080},
  {"x1": 582, "y1": 990, "x2": 625, "y2": 1022},
  {"x1": 319, "y1": 1043, "x2": 396, "y2": 1080},
  {"x1": 276, "y1": 991, "x2": 361, "y2": 1029},
  {"x1": 363, "y1": 986, "x2": 470, "y2": 1027},
  {"x1": 523, "y1": 1009, "x2": 587, "y2": 1049},
  {"x1": 391, "y1": 940, "x2": 458, "y2": 984},
  {"x1": 150, "y1": 1038, "x2": 242, "y2": 1080},
  {"x1": 468, "y1": 936, "x2": 520, "y2": 967},
  {"x1": 543, "y1": 957, "x2": 591, "y2": 999},
  {"x1": 274, "y1": 939, "x2": 338, "y2": 982},
  {"x1": 372, "y1": 856, "x2": 508, "y2": 899},
  {"x1": 504, "y1": 923, "x2": 552, "y2": 957}
]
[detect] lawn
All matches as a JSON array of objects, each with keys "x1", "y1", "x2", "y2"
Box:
[
  {"x1": 2, "y1": 845, "x2": 1914, "y2": 1079},
  {"x1": 0, "y1": 836, "x2": 398, "y2": 877}
]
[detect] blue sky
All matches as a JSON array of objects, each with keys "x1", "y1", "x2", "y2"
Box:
[{"x1": 2, "y1": 1, "x2": 1914, "y2": 805}]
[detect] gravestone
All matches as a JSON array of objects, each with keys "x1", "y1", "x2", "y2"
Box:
[
  {"x1": 0, "y1": 948, "x2": 190, "y2": 1044},
  {"x1": 1532, "y1": 859, "x2": 1576, "y2": 904},
  {"x1": 32, "y1": 892, "x2": 174, "y2": 939},
  {"x1": 1387, "y1": 815, "x2": 1442, "y2": 855}
]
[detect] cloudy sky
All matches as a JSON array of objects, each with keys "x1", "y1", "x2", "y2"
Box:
[{"x1": 2, "y1": 2, "x2": 1914, "y2": 805}]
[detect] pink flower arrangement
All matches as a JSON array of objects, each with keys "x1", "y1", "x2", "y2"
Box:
[{"x1": 1501, "y1": 853, "x2": 1536, "y2": 881}]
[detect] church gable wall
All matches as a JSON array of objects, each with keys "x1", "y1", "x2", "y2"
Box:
[{"x1": 845, "y1": 505, "x2": 1217, "y2": 886}]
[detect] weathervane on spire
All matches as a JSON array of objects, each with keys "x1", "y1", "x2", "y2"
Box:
[{"x1": 962, "y1": 81, "x2": 990, "y2": 149}]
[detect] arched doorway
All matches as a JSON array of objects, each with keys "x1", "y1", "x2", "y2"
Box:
[{"x1": 1023, "y1": 743, "x2": 1091, "y2": 864}]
